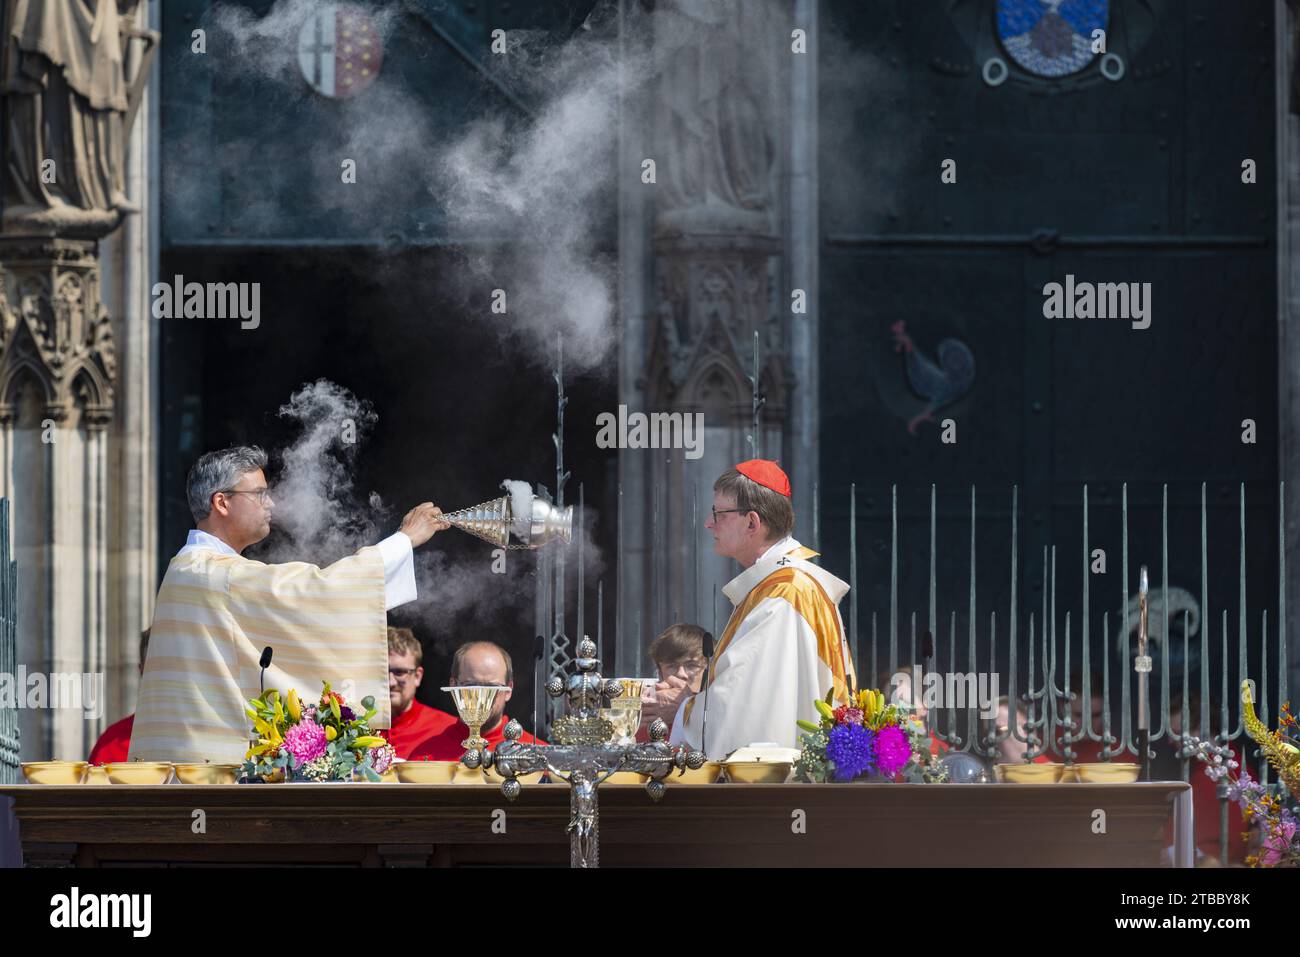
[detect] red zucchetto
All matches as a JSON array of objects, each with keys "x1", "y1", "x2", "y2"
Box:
[{"x1": 735, "y1": 459, "x2": 791, "y2": 497}]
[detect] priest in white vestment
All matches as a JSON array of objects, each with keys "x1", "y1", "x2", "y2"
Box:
[
  {"x1": 129, "y1": 445, "x2": 449, "y2": 764},
  {"x1": 670, "y1": 460, "x2": 857, "y2": 759}
]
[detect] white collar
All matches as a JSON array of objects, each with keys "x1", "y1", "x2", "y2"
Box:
[
  {"x1": 721, "y1": 535, "x2": 850, "y2": 607},
  {"x1": 756, "y1": 535, "x2": 796, "y2": 566},
  {"x1": 722, "y1": 536, "x2": 799, "y2": 606},
  {"x1": 177, "y1": 528, "x2": 241, "y2": 558}
]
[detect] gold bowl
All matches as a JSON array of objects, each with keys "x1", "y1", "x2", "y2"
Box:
[
  {"x1": 722, "y1": 761, "x2": 792, "y2": 784},
  {"x1": 84, "y1": 766, "x2": 111, "y2": 786},
  {"x1": 1075, "y1": 762, "x2": 1141, "y2": 783},
  {"x1": 394, "y1": 760, "x2": 458, "y2": 784},
  {"x1": 673, "y1": 761, "x2": 723, "y2": 784},
  {"x1": 20, "y1": 760, "x2": 87, "y2": 785},
  {"x1": 603, "y1": 771, "x2": 649, "y2": 785},
  {"x1": 172, "y1": 763, "x2": 240, "y2": 785},
  {"x1": 999, "y1": 762, "x2": 1065, "y2": 784},
  {"x1": 104, "y1": 761, "x2": 173, "y2": 785},
  {"x1": 451, "y1": 763, "x2": 506, "y2": 785}
]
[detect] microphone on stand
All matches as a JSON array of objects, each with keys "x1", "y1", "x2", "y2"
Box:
[
  {"x1": 699, "y1": 630, "x2": 714, "y2": 759},
  {"x1": 259, "y1": 646, "x2": 273, "y2": 694},
  {"x1": 245, "y1": 647, "x2": 274, "y2": 786}
]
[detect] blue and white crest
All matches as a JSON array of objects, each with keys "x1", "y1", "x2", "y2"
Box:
[{"x1": 997, "y1": 0, "x2": 1108, "y2": 78}]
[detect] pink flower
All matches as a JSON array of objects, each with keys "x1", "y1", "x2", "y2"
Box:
[
  {"x1": 283, "y1": 718, "x2": 327, "y2": 766},
  {"x1": 832, "y1": 705, "x2": 865, "y2": 725},
  {"x1": 370, "y1": 744, "x2": 396, "y2": 774},
  {"x1": 875, "y1": 723, "x2": 911, "y2": 777},
  {"x1": 1260, "y1": 819, "x2": 1296, "y2": 867}
]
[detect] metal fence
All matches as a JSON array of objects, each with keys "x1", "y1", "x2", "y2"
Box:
[{"x1": 830, "y1": 479, "x2": 1292, "y2": 863}]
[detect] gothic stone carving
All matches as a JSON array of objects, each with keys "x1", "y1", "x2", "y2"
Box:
[
  {"x1": 646, "y1": 245, "x2": 787, "y2": 421},
  {"x1": 0, "y1": 238, "x2": 115, "y2": 427}
]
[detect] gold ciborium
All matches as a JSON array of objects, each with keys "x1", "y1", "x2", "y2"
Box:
[{"x1": 443, "y1": 685, "x2": 508, "y2": 751}]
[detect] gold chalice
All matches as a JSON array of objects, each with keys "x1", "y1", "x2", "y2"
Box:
[
  {"x1": 608, "y1": 677, "x2": 648, "y2": 745},
  {"x1": 442, "y1": 685, "x2": 508, "y2": 751}
]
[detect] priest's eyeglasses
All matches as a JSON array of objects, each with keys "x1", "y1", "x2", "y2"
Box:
[
  {"x1": 710, "y1": 507, "x2": 745, "y2": 523},
  {"x1": 222, "y1": 488, "x2": 273, "y2": 505}
]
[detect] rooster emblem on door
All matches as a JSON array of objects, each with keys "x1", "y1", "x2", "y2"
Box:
[{"x1": 890, "y1": 320, "x2": 976, "y2": 435}]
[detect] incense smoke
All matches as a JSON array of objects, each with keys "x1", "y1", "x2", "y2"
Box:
[
  {"x1": 181, "y1": 0, "x2": 648, "y2": 373},
  {"x1": 255, "y1": 379, "x2": 383, "y2": 566},
  {"x1": 251, "y1": 381, "x2": 605, "y2": 641}
]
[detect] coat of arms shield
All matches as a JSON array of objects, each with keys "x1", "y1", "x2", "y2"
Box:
[{"x1": 996, "y1": 0, "x2": 1109, "y2": 78}]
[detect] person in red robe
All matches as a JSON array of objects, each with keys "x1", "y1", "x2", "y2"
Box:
[
  {"x1": 380, "y1": 626, "x2": 457, "y2": 759},
  {"x1": 407, "y1": 640, "x2": 544, "y2": 760},
  {"x1": 88, "y1": 629, "x2": 150, "y2": 765}
]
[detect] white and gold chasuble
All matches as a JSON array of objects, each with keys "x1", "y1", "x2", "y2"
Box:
[
  {"x1": 670, "y1": 537, "x2": 856, "y2": 760},
  {"x1": 130, "y1": 530, "x2": 414, "y2": 763}
]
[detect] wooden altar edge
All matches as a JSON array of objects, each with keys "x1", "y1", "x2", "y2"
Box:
[{"x1": 0, "y1": 783, "x2": 1187, "y2": 867}]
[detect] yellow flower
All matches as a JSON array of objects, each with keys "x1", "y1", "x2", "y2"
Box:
[{"x1": 325, "y1": 726, "x2": 337, "y2": 741}]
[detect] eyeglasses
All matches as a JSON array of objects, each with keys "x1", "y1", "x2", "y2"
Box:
[
  {"x1": 662, "y1": 659, "x2": 708, "y2": 677},
  {"x1": 389, "y1": 667, "x2": 419, "y2": 681},
  {"x1": 710, "y1": 507, "x2": 745, "y2": 523},
  {"x1": 221, "y1": 488, "x2": 273, "y2": 505}
]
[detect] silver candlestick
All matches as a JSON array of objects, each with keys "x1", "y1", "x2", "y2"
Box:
[{"x1": 458, "y1": 637, "x2": 706, "y2": 868}]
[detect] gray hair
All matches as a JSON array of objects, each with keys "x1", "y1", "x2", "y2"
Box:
[{"x1": 186, "y1": 445, "x2": 268, "y2": 522}]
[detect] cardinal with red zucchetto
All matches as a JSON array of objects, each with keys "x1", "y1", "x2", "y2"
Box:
[{"x1": 671, "y1": 460, "x2": 857, "y2": 760}]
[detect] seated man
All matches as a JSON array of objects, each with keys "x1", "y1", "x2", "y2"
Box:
[
  {"x1": 88, "y1": 628, "x2": 150, "y2": 765},
  {"x1": 408, "y1": 640, "x2": 545, "y2": 759},
  {"x1": 636, "y1": 623, "x2": 709, "y2": 740},
  {"x1": 380, "y1": 626, "x2": 457, "y2": 759},
  {"x1": 671, "y1": 460, "x2": 856, "y2": 759}
]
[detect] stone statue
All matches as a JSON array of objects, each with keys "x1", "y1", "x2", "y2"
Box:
[
  {"x1": 1, "y1": 0, "x2": 154, "y2": 236},
  {"x1": 653, "y1": 0, "x2": 777, "y2": 236}
]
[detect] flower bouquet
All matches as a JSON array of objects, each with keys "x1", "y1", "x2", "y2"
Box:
[
  {"x1": 241, "y1": 681, "x2": 396, "y2": 783},
  {"x1": 794, "y1": 687, "x2": 942, "y2": 783},
  {"x1": 1186, "y1": 698, "x2": 1299, "y2": 868}
]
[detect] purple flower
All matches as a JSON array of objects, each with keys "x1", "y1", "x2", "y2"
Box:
[
  {"x1": 875, "y1": 723, "x2": 911, "y2": 777},
  {"x1": 339, "y1": 706, "x2": 355, "y2": 722},
  {"x1": 283, "y1": 718, "x2": 328, "y2": 766},
  {"x1": 826, "y1": 723, "x2": 877, "y2": 781}
]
